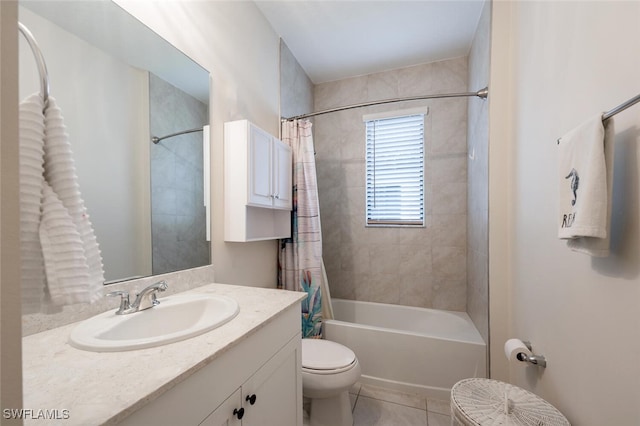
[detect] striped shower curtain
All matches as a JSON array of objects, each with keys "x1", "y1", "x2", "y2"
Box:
[{"x1": 278, "y1": 119, "x2": 329, "y2": 338}]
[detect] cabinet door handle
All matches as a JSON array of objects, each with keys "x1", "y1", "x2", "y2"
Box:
[
  {"x1": 274, "y1": 194, "x2": 279, "y2": 199},
  {"x1": 233, "y1": 407, "x2": 245, "y2": 420},
  {"x1": 246, "y1": 394, "x2": 257, "y2": 405}
]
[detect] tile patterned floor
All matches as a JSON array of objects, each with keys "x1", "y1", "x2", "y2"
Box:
[
  {"x1": 303, "y1": 382, "x2": 452, "y2": 425},
  {"x1": 350, "y1": 382, "x2": 452, "y2": 426}
]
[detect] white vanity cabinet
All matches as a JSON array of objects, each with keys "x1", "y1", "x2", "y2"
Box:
[
  {"x1": 200, "y1": 389, "x2": 243, "y2": 426},
  {"x1": 200, "y1": 336, "x2": 299, "y2": 426},
  {"x1": 119, "y1": 305, "x2": 302, "y2": 426},
  {"x1": 224, "y1": 119, "x2": 293, "y2": 242}
]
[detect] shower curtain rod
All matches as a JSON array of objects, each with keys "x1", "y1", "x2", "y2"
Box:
[
  {"x1": 151, "y1": 127, "x2": 203, "y2": 144},
  {"x1": 283, "y1": 86, "x2": 489, "y2": 121}
]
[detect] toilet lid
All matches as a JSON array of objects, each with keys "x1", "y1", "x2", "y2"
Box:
[{"x1": 301, "y1": 339, "x2": 356, "y2": 370}]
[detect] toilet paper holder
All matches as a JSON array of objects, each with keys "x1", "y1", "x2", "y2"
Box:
[{"x1": 517, "y1": 341, "x2": 547, "y2": 368}]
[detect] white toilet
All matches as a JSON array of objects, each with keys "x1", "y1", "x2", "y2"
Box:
[{"x1": 301, "y1": 339, "x2": 361, "y2": 426}]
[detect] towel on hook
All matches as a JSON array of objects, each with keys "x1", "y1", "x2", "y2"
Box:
[
  {"x1": 19, "y1": 94, "x2": 47, "y2": 313},
  {"x1": 557, "y1": 114, "x2": 614, "y2": 257},
  {"x1": 19, "y1": 93, "x2": 104, "y2": 313},
  {"x1": 40, "y1": 182, "x2": 93, "y2": 305},
  {"x1": 43, "y1": 96, "x2": 104, "y2": 299}
]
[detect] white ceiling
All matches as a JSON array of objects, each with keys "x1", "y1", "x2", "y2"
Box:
[
  {"x1": 22, "y1": 1, "x2": 209, "y2": 103},
  {"x1": 255, "y1": 0, "x2": 485, "y2": 84}
]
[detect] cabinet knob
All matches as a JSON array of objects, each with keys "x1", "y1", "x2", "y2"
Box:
[
  {"x1": 246, "y1": 394, "x2": 257, "y2": 405},
  {"x1": 274, "y1": 194, "x2": 280, "y2": 199},
  {"x1": 233, "y1": 407, "x2": 245, "y2": 420}
]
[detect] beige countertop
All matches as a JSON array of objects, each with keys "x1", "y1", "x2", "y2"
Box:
[{"x1": 22, "y1": 283, "x2": 305, "y2": 425}]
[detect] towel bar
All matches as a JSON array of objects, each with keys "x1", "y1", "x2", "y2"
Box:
[
  {"x1": 18, "y1": 22, "x2": 50, "y2": 104},
  {"x1": 602, "y1": 92, "x2": 640, "y2": 121}
]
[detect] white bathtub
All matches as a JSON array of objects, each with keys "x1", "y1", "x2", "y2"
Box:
[{"x1": 324, "y1": 298, "x2": 486, "y2": 400}]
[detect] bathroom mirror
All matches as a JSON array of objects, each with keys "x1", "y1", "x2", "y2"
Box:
[{"x1": 19, "y1": 0, "x2": 211, "y2": 284}]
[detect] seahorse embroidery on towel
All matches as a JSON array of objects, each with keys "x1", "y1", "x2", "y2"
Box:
[{"x1": 565, "y1": 168, "x2": 579, "y2": 206}]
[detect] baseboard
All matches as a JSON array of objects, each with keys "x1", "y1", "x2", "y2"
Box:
[{"x1": 358, "y1": 374, "x2": 452, "y2": 401}]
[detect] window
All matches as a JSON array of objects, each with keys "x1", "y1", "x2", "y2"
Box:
[{"x1": 365, "y1": 112, "x2": 425, "y2": 227}]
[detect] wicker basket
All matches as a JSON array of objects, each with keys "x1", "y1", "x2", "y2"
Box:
[{"x1": 451, "y1": 378, "x2": 570, "y2": 426}]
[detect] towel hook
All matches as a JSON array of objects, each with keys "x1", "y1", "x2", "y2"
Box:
[{"x1": 18, "y1": 22, "x2": 50, "y2": 104}]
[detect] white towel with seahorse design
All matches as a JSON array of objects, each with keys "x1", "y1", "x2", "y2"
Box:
[{"x1": 557, "y1": 114, "x2": 613, "y2": 257}]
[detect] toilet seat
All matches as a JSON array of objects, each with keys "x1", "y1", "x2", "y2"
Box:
[
  {"x1": 301, "y1": 339, "x2": 356, "y2": 372},
  {"x1": 302, "y1": 361, "x2": 357, "y2": 375}
]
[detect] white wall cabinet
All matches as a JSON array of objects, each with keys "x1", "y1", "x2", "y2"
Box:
[
  {"x1": 271, "y1": 138, "x2": 294, "y2": 210},
  {"x1": 246, "y1": 123, "x2": 292, "y2": 210},
  {"x1": 119, "y1": 305, "x2": 302, "y2": 426},
  {"x1": 224, "y1": 119, "x2": 292, "y2": 242}
]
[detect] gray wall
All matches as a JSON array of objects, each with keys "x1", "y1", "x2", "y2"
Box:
[
  {"x1": 467, "y1": 1, "x2": 491, "y2": 345},
  {"x1": 314, "y1": 57, "x2": 469, "y2": 311},
  {"x1": 149, "y1": 73, "x2": 209, "y2": 274},
  {"x1": 280, "y1": 40, "x2": 314, "y2": 120}
]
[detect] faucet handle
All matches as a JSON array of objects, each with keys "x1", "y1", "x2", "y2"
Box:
[
  {"x1": 148, "y1": 281, "x2": 167, "y2": 307},
  {"x1": 153, "y1": 281, "x2": 168, "y2": 304},
  {"x1": 107, "y1": 290, "x2": 130, "y2": 315},
  {"x1": 155, "y1": 280, "x2": 168, "y2": 292}
]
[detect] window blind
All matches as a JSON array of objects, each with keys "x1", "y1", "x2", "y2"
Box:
[{"x1": 365, "y1": 114, "x2": 425, "y2": 226}]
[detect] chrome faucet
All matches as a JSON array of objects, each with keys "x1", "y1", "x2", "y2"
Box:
[{"x1": 107, "y1": 280, "x2": 169, "y2": 315}]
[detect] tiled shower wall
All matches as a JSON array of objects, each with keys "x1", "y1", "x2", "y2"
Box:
[
  {"x1": 280, "y1": 40, "x2": 314, "y2": 120},
  {"x1": 467, "y1": 1, "x2": 491, "y2": 345},
  {"x1": 314, "y1": 57, "x2": 469, "y2": 311},
  {"x1": 149, "y1": 74, "x2": 209, "y2": 275}
]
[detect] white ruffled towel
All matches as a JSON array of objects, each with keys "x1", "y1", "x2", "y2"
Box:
[
  {"x1": 557, "y1": 114, "x2": 615, "y2": 257},
  {"x1": 19, "y1": 94, "x2": 104, "y2": 313}
]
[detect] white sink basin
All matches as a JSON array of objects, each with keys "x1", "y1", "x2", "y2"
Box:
[{"x1": 69, "y1": 293, "x2": 239, "y2": 352}]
